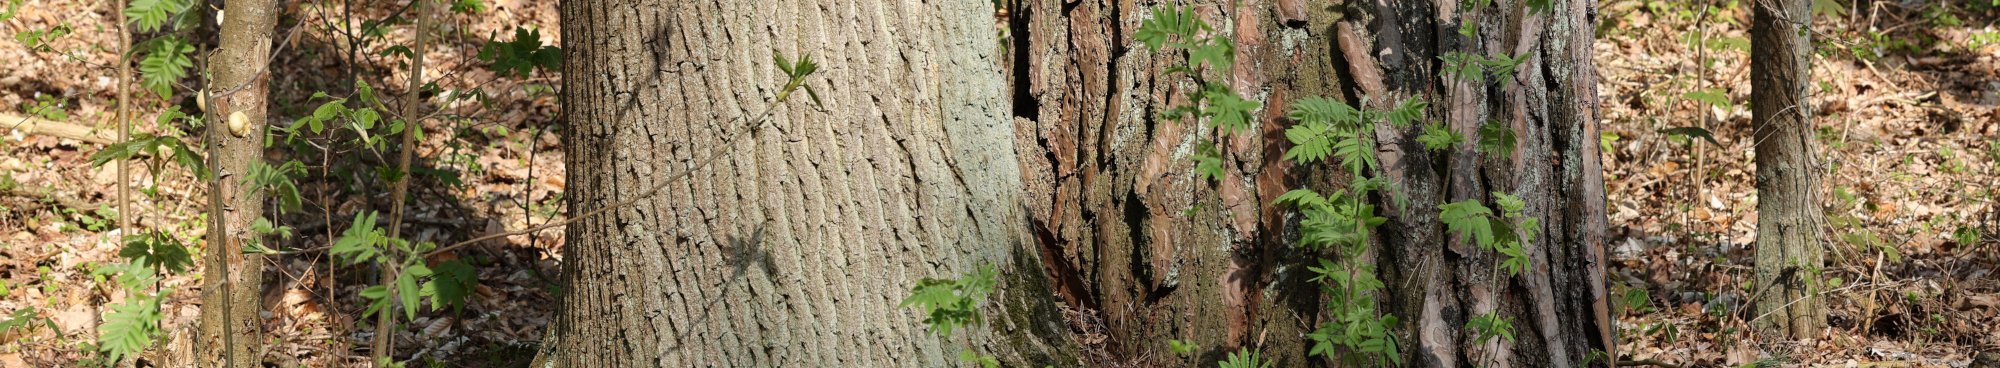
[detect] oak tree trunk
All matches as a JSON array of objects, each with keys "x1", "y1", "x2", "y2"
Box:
[
  {"x1": 197, "y1": 0, "x2": 278, "y2": 366},
  {"x1": 1750, "y1": 0, "x2": 1827, "y2": 338},
  {"x1": 538, "y1": 0, "x2": 1077, "y2": 366},
  {"x1": 1011, "y1": 0, "x2": 1613, "y2": 366}
]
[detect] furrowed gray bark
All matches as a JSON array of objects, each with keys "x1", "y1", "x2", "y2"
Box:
[
  {"x1": 1751, "y1": 0, "x2": 1827, "y2": 338},
  {"x1": 538, "y1": 0, "x2": 1078, "y2": 366}
]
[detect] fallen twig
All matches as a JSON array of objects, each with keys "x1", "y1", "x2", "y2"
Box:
[
  {"x1": 1617, "y1": 359, "x2": 1685, "y2": 368},
  {"x1": 1, "y1": 112, "x2": 116, "y2": 144},
  {"x1": 1, "y1": 185, "x2": 95, "y2": 212}
]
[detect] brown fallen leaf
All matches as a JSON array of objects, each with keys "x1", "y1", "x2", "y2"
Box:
[
  {"x1": 1724, "y1": 339, "x2": 1758, "y2": 366},
  {"x1": 1963, "y1": 294, "x2": 2000, "y2": 310},
  {"x1": 50, "y1": 306, "x2": 93, "y2": 334},
  {"x1": 0, "y1": 353, "x2": 27, "y2": 368}
]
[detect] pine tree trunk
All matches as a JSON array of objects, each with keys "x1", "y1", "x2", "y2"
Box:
[
  {"x1": 1011, "y1": 0, "x2": 1613, "y2": 365},
  {"x1": 197, "y1": 0, "x2": 278, "y2": 366},
  {"x1": 1750, "y1": 0, "x2": 1827, "y2": 338},
  {"x1": 537, "y1": 0, "x2": 1077, "y2": 366}
]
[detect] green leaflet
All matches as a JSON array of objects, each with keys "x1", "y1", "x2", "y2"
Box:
[
  {"x1": 1194, "y1": 141, "x2": 1226, "y2": 182},
  {"x1": 1440, "y1": 199, "x2": 1497, "y2": 247},
  {"x1": 1417, "y1": 122, "x2": 1464, "y2": 151},
  {"x1": 1467, "y1": 312, "x2": 1516, "y2": 343},
  {"x1": 97, "y1": 295, "x2": 162, "y2": 363},
  {"x1": 1203, "y1": 85, "x2": 1259, "y2": 132},
  {"x1": 1659, "y1": 126, "x2": 1721, "y2": 146},
  {"x1": 137, "y1": 37, "x2": 194, "y2": 99},
  {"x1": 1477, "y1": 120, "x2": 1516, "y2": 158},
  {"x1": 1135, "y1": 3, "x2": 1206, "y2": 52},
  {"x1": 124, "y1": 0, "x2": 194, "y2": 32},
  {"x1": 900, "y1": 265, "x2": 996, "y2": 339},
  {"x1": 478, "y1": 27, "x2": 563, "y2": 78}
]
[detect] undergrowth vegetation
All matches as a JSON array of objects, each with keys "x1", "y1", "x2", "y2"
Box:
[
  {"x1": 14, "y1": 0, "x2": 565, "y2": 365},
  {"x1": 2, "y1": 0, "x2": 1997, "y2": 366}
]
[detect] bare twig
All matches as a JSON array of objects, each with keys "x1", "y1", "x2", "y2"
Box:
[
  {"x1": 375, "y1": 0, "x2": 432, "y2": 363},
  {"x1": 1691, "y1": 1, "x2": 1713, "y2": 231},
  {"x1": 0, "y1": 186, "x2": 94, "y2": 212},
  {"x1": 1859, "y1": 249, "x2": 1884, "y2": 335},
  {"x1": 184, "y1": 7, "x2": 247, "y2": 363},
  {"x1": 199, "y1": 61, "x2": 237, "y2": 368},
  {"x1": 0, "y1": 112, "x2": 117, "y2": 144},
  {"x1": 117, "y1": 0, "x2": 132, "y2": 232},
  {"x1": 320, "y1": 124, "x2": 340, "y2": 368},
  {"x1": 208, "y1": 22, "x2": 307, "y2": 102}
]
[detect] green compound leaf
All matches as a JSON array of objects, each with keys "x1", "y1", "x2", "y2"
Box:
[
  {"x1": 478, "y1": 27, "x2": 563, "y2": 78},
  {"x1": 396, "y1": 270, "x2": 421, "y2": 321},
  {"x1": 1274, "y1": 189, "x2": 1329, "y2": 210},
  {"x1": 1416, "y1": 122, "x2": 1463, "y2": 151},
  {"x1": 1493, "y1": 191, "x2": 1526, "y2": 218},
  {"x1": 1135, "y1": 3, "x2": 1206, "y2": 52},
  {"x1": 1467, "y1": 312, "x2": 1517, "y2": 343},
  {"x1": 427, "y1": 260, "x2": 477, "y2": 312},
  {"x1": 1658, "y1": 126, "x2": 1720, "y2": 146},
  {"x1": 330, "y1": 211, "x2": 384, "y2": 265},
  {"x1": 1439, "y1": 199, "x2": 1496, "y2": 248},
  {"x1": 1203, "y1": 85, "x2": 1260, "y2": 132},
  {"x1": 125, "y1": 0, "x2": 193, "y2": 33},
  {"x1": 1190, "y1": 36, "x2": 1234, "y2": 71},
  {"x1": 97, "y1": 295, "x2": 161, "y2": 363},
  {"x1": 118, "y1": 232, "x2": 192, "y2": 274},
  {"x1": 900, "y1": 265, "x2": 997, "y2": 339},
  {"x1": 138, "y1": 37, "x2": 194, "y2": 99},
  {"x1": 1282, "y1": 121, "x2": 1334, "y2": 164},
  {"x1": 1682, "y1": 89, "x2": 1733, "y2": 111},
  {"x1": 1286, "y1": 96, "x2": 1361, "y2": 125},
  {"x1": 1499, "y1": 240, "x2": 1531, "y2": 276},
  {"x1": 1384, "y1": 97, "x2": 1429, "y2": 128},
  {"x1": 1193, "y1": 141, "x2": 1226, "y2": 183},
  {"x1": 1477, "y1": 120, "x2": 1516, "y2": 158}
]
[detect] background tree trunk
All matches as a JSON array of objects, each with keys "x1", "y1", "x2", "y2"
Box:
[
  {"x1": 1009, "y1": 0, "x2": 1336, "y2": 363},
  {"x1": 1011, "y1": 0, "x2": 1613, "y2": 365},
  {"x1": 539, "y1": 0, "x2": 1076, "y2": 366},
  {"x1": 1751, "y1": 0, "x2": 1827, "y2": 338},
  {"x1": 197, "y1": 0, "x2": 278, "y2": 366}
]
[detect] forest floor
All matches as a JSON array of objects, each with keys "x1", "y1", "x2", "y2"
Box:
[
  {"x1": 1, "y1": 0, "x2": 1998, "y2": 367},
  {"x1": 1, "y1": 0, "x2": 566, "y2": 366},
  {"x1": 1595, "y1": 1, "x2": 2000, "y2": 366}
]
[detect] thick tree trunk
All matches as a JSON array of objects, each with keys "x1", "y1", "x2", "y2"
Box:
[
  {"x1": 1009, "y1": 0, "x2": 1334, "y2": 363},
  {"x1": 539, "y1": 0, "x2": 1076, "y2": 366},
  {"x1": 1750, "y1": 0, "x2": 1827, "y2": 338},
  {"x1": 1012, "y1": 0, "x2": 1612, "y2": 366},
  {"x1": 197, "y1": 0, "x2": 278, "y2": 366}
]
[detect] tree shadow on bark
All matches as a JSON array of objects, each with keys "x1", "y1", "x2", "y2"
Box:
[{"x1": 657, "y1": 223, "x2": 774, "y2": 354}]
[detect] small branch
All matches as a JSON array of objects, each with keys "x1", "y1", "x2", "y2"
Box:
[
  {"x1": 1859, "y1": 249, "x2": 1884, "y2": 335},
  {"x1": 194, "y1": 9, "x2": 239, "y2": 363},
  {"x1": 376, "y1": 0, "x2": 433, "y2": 363},
  {"x1": 0, "y1": 112, "x2": 116, "y2": 144},
  {"x1": 1, "y1": 186, "x2": 95, "y2": 212},
  {"x1": 116, "y1": 0, "x2": 133, "y2": 232},
  {"x1": 207, "y1": 22, "x2": 307, "y2": 103}
]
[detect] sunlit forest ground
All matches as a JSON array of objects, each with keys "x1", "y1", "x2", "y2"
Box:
[
  {"x1": 2, "y1": 0, "x2": 1997, "y2": 366},
  {"x1": 1597, "y1": 1, "x2": 2000, "y2": 366}
]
